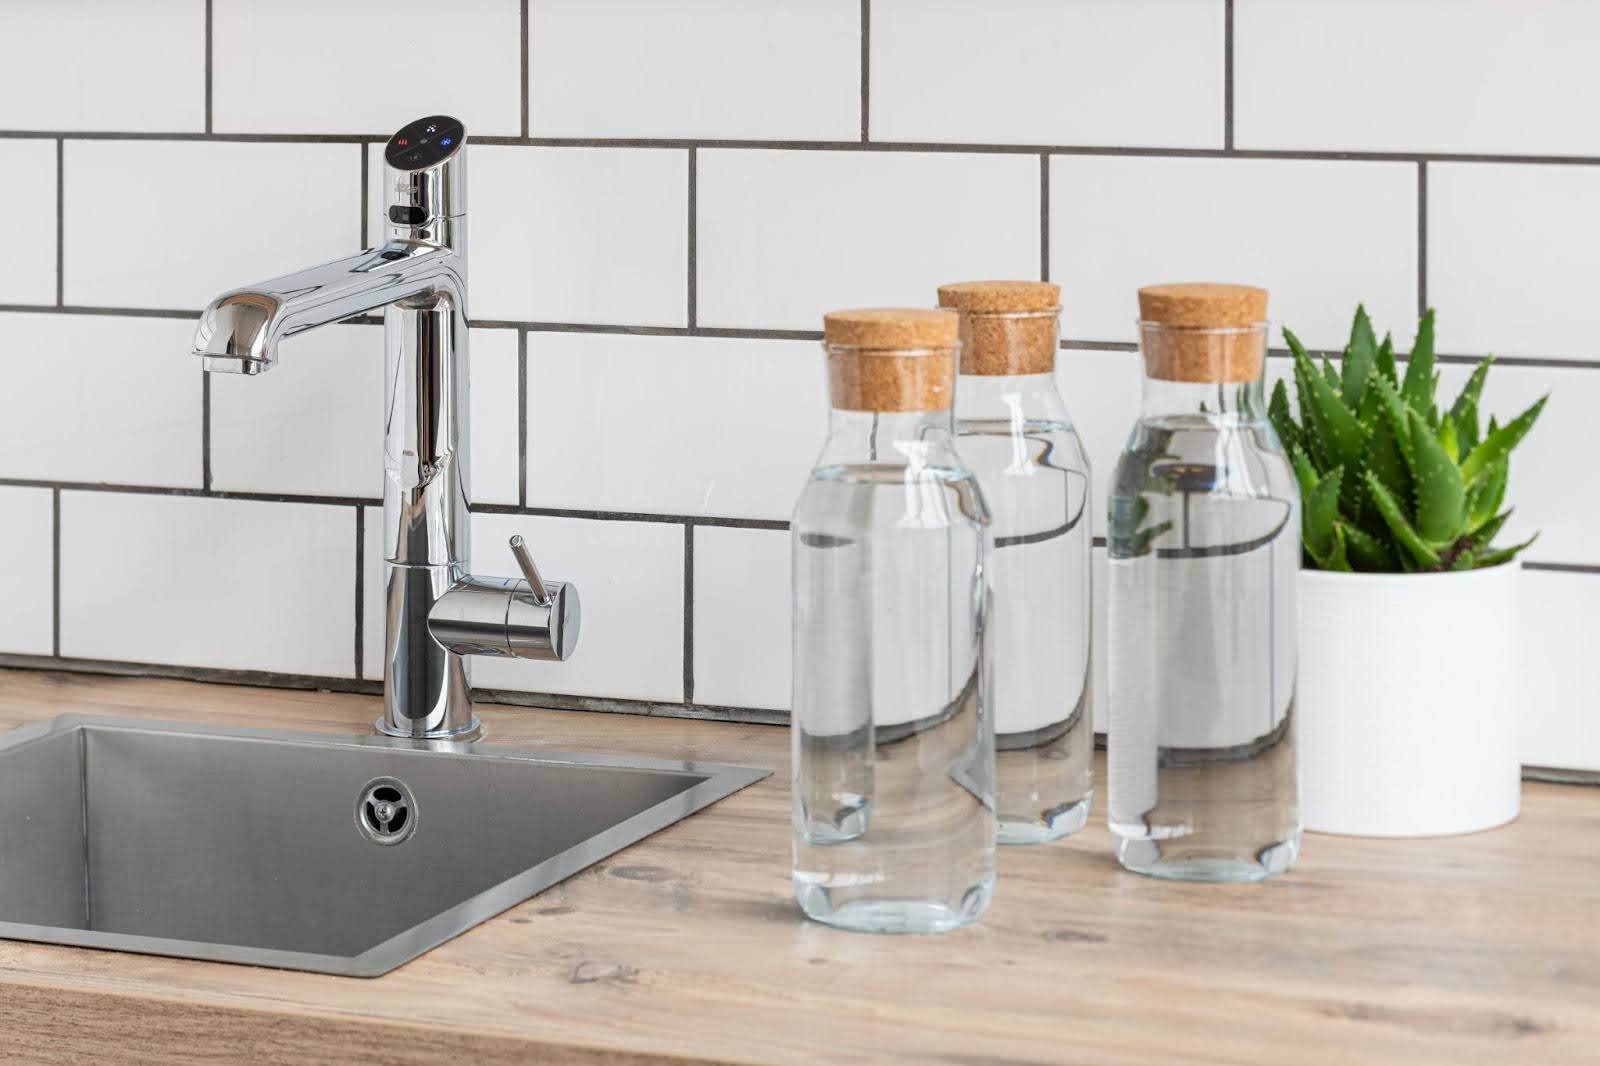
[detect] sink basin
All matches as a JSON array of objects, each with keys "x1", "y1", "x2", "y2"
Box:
[{"x1": 0, "y1": 715, "x2": 768, "y2": 977}]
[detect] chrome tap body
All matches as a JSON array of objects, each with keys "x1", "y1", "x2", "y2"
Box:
[{"x1": 193, "y1": 116, "x2": 578, "y2": 741}]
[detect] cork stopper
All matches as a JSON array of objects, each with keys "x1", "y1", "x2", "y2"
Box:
[
  {"x1": 937, "y1": 280, "x2": 1060, "y2": 376},
  {"x1": 822, "y1": 308, "x2": 958, "y2": 412},
  {"x1": 1137, "y1": 282, "x2": 1268, "y2": 383}
]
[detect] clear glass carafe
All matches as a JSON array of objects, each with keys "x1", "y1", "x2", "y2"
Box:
[
  {"x1": 945, "y1": 294, "x2": 1093, "y2": 844},
  {"x1": 791, "y1": 311, "x2": 996, "y2": 933},
  {"x1": 1107, "y1": 308, "x2": 1301, "y2": 882}
]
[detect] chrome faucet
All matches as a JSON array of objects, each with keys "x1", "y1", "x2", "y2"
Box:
[{"x1": 193, "y1": 115, "x2": 578, "y2": 741}]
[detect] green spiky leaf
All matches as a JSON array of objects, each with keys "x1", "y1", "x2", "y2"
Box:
[
  {"x1": 1366, "y1": 472, "x2": 1442, "y2": 569},
  {"x1": 1476, "y1": 534, "x2": 1538, "y2": 569},
  {"x1": 1304, "y1": 465, "x2": 1342, "y2": 560},
  {"x1": 1289, "y1": 328, "x2": 1370, "y2": 475},
  {"x1": 1342, "y1": 522, "x2": 1395, "y2": 571},
  {"x1": 1342, "y1": 305, "x2": 1378, "y2": 408},
  {"x1": 1400, "y1": 308, "x2": 1436, "y2": 415},
  {"x1": 1437, "y1": 411, "x2": 1459, "y2": 463},
  {"x1": 1467, "y1": 508, "x2": 1513, "y2": 549},
  {"x1": 1408, "y1": 408, "x2": 1466, "y2": 544},
  {"x1": 1269, "y1": 379, "x2": 1299, "y2": 453},
  {"x1": 1288, "y1": 441, "x2": 1318, "y2": 502},
  {"x1": 1459, "y1": 395, "x2": 1547, "y2": 484},
  {"x1": 1449, "y1": 356, "x2": 1492, "y2": 454},
  {"x1": 1322, "y1": 357, "x2": 1341, "y2": 392},
  {"x1": 1468, "y1": 456, "x2": 1508, "y2": 529},
  {"x1": 1322, "y1": 524, "x2": 1352, "y2": 571},
  {"x1": 1367, "y1": 374, "x2": 1415, "y2": 479},
  {"x1": 1375, "y1": 332, "x2": 1398, "y2": 387}
]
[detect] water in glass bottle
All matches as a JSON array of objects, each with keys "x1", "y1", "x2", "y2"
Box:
[
  {"x1": 940, "y1": 281, "x2": 1094, "y2": 844},
  {"x1": 1107, "y1": 283, "x2": 1301, "y2": 882},
  {"x1": 791, "y1": 308, "x2": 996, "y2": 933}
]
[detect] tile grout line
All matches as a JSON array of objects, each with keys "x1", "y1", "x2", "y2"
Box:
[
  {"x1": 9, "y1": 128, "x2": 1600, "y2": 167},
  {"x1": 51, "y1": 488, "x2": 61, "y2": 657},
  {"x1": 9, "y1": 476, "x2": 1597, "y2": 570},
  {"x1": 1223, "y1": 0, "x2": 1234, "y2": 150},
  {"x1": 0, "y1": 299, "x2": 1593, "y2": 368},
  {"x1": 859, "y1": 0, "x2": 870, "y2": 142},
  {"x1": 682, "y1": 522, "x2": 695, "y2": 704},
  {"x1": 518, "y1": 330, "x2": 529, "y2": 507},
  {"x1": 520, "y1": 0, "x2": 531, "y2": 139},
  {"x1": 1417, "y1": 160, "x2": 1428, "y2": 315},
  {"x1": 54, "y1": 139, "x2": 63, "y2": 306},
  {"x1": 1039, "y1": 153, "x2": 1050, "y2": 281},
  {"x1": 353, "y1": 506, "x2": 365, "y2": 681},
  {"x1": 687, "y1": 148, "x2": 698, "y2": 328},
  {"x1": 204, "y1": 0, "x2": 213, "y2": 134}
]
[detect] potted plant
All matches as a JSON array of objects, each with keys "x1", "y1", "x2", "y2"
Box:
[{"x1": 1270, "y1": 307, "x2": 1545, "y2": 836}]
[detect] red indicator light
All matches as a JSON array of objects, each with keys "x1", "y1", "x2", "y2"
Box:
[{"x1": 397, "y1": 137, "x2": 409, "y2": 147}]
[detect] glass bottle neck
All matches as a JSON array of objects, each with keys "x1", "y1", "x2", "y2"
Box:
[
  {"x1": 955, "y1": 371, "x2": 1067, "y2": 421},
  {"x1": 819, "y1": 407, "x2": 957, "y2": 467},
  {"x1": 1140, "y1": 375, "x2": 1267, "y2": 424}
]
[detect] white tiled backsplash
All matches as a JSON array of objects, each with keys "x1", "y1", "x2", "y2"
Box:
[{"x1": 0, "y1": 0, "x2": 1595, "y2": 770}]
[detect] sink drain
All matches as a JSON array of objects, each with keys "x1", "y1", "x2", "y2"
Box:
[{"x1": 356, "y1": 777, "x2": 418, "y2": 846}]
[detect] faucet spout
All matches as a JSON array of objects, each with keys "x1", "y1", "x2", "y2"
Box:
[{"x1": 192, "y1": 241, "x2": 463, "y2": 374}]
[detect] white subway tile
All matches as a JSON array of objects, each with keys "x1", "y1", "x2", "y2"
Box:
[
  {"x1": 1055, "y1": 348, "x2": 1142, "y2": 538},
  {"x1": 468, "y1": 329, "x2": 522, "y2": 506},
  {"x1": 529, "y1": 0, "x2": 858, "y2": 140},
  {"x1": 210, "y1": 324, "x2": 381, "y2": 498},
  {"x1": 692, "y1": 526, "x2": 790, "y2": 711},
  {"x1": 60, "y1": 493, "x2": 354, "y2": 677},
  {"x1": 527, "y1": 333, "x2": 824, "y2": 519},
  {"x1": 213, "y1": 0, "x2": 520, "y2": 135},
  {"x1": 209, "y1": 325, "x2": 516, "y2": 503},
  {"x1": 64, "y1": 141, "x2": 359, "y2": 310},
  {"x1": 1520, "y1": 569, "x2": 1600, "y2": 772},
  {"x1": 0, "y1": 141, "x2": 55, "y2": 304},
  {"x1": 0, "y1": 487, "x2": 53, "y2": 655},
  {"x1": 0, "y1": 0, "x2": 204, "y2": 132},
  {"x1": 362, "y1": 512, "x2": 685, "y2": 700},
  {"x1": 0, "y1": 314, "x2": 201, "y2": 488},
  {"x1": 1235, "y1": 1, "x2": 1600, "y2": 155},
  {"x1": 378, "y1": 145, "x2": 685, "y2": 326},
  {"x1": 1051, "y1": 155, "x2": 1417, "y2": 350},
  {"x1": 872, "y1": 0, "x2": 1223, "y2": 148},
  {"x1": 698, "y1": 150, "x2": 1038, "y2": 331},
  {"x1": 1428, "y1": 163, "x2": 1600, "y2": 361}
]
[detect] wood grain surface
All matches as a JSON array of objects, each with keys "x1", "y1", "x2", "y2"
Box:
[{"x1": 0, "y1": 668, "x2": 1596, "y2": 1065}]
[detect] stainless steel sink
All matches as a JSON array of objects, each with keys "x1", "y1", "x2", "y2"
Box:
[{"x1": 0, "y1": 715, "x2": 768, "y2": 977}]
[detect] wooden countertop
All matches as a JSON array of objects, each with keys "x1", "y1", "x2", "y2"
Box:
[{"x1": 0, "y1": 669, "x2": 1597, "y2": 1065}]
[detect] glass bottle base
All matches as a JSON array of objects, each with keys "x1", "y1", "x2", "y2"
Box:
[
  {"x1": 1111, "y1": 829, "x2": 1301, "y2": 883},
  {"x1": 998, "y1": 790, "x2": 1093, "y2": 845},
  {"x1": 794, "y1": 874, "x2": 995, "y2": 934}
]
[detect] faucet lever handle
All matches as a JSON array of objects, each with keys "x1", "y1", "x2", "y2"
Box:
[{"x1": 508, "y1": 535, "x2": 553, "y2": 607}]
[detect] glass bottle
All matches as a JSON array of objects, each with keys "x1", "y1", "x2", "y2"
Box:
[
  {"x1": 940, "y1": 281, "x2": 1093, "y2": 844},
  {"x1": 1107, "y1": 283, "x2": 1301, "y2": 882},
  {"x1": 791, "y1": 307, "x2": 996, "y2": 934}
]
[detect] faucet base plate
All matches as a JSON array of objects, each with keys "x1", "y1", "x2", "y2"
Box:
[{"x1": 374, "y1": 714, "x2": 484, "y2": 744}]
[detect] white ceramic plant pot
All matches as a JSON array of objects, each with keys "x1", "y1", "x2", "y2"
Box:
[{"x1": 1297, "y1": 563, "x2": 1522, "y2": 837}]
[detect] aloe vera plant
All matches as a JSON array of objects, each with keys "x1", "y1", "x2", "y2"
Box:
[{"x1": 1269, "y1": 307, "x2": 1545, "y2": 573}]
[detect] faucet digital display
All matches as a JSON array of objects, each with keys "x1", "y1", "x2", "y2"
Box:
[{"x1": 385, "y1": 114, "x2": 466, "y2": 171}]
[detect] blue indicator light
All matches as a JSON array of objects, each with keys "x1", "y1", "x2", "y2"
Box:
[{"x1": 440, "y1": 137, "x2": 454, "y2": 148}]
